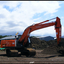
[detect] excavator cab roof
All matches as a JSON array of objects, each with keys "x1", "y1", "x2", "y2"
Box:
[{"x1": 0, "y1": 35, "x2": 22, "y2": 40}]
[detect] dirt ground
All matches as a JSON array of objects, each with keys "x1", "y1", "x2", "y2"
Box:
[{"x1": 0, "y1": 50, "x2": 64, "y2": 64}]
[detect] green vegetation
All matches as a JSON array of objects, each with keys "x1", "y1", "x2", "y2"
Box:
[
  {"x1": 0, "y1": 35, "x2": 12, "y2": 38},
  {"x1": 31, "y1": 36, "x2": 36, "y2": 38}
]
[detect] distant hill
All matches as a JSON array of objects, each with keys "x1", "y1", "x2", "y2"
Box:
[
  {"x1": 36, "y1": 36, "x2": 54, "y2": 41},
  {"x1": 61, "y1": 36, "x2": 64, "y2": 38}
]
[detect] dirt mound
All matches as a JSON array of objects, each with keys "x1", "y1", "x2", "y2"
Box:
[
  {"x1": 30, "y1": 37, "x2": 49, "y2": 49},
  {"x1": 41, "y1": 43, "x2": 59, "y2": 54},
  {"x1": 30, "y1": 37, "x2": 64, "y2": 54},
  {"x1": 30, "y1": 37, "x2": 56, "y2": 49},
  {"x1": 41, "y1": 38, "x2": 64, "y2": 54}
]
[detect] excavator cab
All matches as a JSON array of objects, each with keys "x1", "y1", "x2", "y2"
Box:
[{"x1": 14, "y1": 35, "x2": 31, "y2": 48}]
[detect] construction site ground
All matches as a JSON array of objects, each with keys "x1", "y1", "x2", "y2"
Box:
[{"x1": 0, "y1": 50, "x2": 64, "y2": 64}]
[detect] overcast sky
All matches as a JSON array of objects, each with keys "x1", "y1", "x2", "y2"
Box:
[{"x1": 0, "y1": 1, "x2": 64, "y2": 37}]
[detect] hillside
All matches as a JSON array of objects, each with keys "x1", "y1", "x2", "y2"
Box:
[{"x1": 39, "y1": 36, "x2": 54, "y2": 41}]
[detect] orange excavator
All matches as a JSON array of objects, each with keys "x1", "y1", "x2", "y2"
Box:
[{"x1": 1, "y1": 17, "x2": 62, "y2": 57}]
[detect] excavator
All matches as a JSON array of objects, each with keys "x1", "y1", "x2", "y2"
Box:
[{"x1": 1, "y1": 17, "x2": 62, "y2": 57}]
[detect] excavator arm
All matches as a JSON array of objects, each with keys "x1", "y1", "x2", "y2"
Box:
[{"x1": 19, "y1": 17, "x2": 61, "y2": 46}]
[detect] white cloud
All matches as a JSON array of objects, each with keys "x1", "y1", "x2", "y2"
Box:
[
  {"x1": 30, "y1": 26, "x2": 56, "y2": 37},
  {"x1": 0, "y1": 1, "x2": 61, "y2": 36},
  {"x1": 62, "y1": 26, "x2": 64, "y2": 36}
]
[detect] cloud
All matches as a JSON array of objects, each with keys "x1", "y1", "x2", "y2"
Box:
[
  {"x1": 0, "y1": 14, "x2": 5, "y2": 18},
  {"x1": 0, "y1": 1, "x2": 20, "y2": 8},
  {"x1": 30, "y1": 26, "x2": 56, "y2": 37},
  {"x1": 7, "y1": 21, "x2": 18, "y2": 27},
  {"x1": 62, "y1": 26, "x2": 64, "y2": 36},
  {"x1": 0, "y1": 1, "x2": 61, "y2": 36}
]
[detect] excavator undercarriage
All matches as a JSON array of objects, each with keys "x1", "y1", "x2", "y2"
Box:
[{"x1": 6, "y1": 47, "x2": 36, "y2": 57}]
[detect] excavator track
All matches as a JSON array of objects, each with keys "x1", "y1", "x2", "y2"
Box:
[
  {"x1": 6, "y1": 48, "x2": 36, "y2": 57},
  {"x1": 26, "y1": 48, "x2": 36, "y2": 57},
  {"x1": 6, "y1": 49, "x2": 19, "y2": 57}
]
